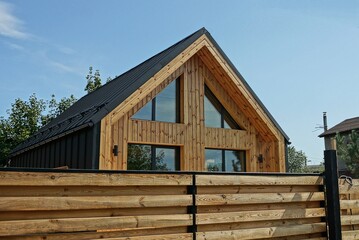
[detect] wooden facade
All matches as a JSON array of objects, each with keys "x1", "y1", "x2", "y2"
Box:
[{"x1": 100, "y1": 35, "x2": 287, "y2": 172}]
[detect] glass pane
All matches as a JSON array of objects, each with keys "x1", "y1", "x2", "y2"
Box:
[
  {"x1": 155, "y1": 148, "x2": 177, "y2": 171},
  {"x1": 204, "y1": 95, "x2": 221, "y2": 128},
  {"x1": 127, "y1": 144, "x2": 152, "y2": 170},
  {"x1": 225, "y1": 150, "x2": 245, "y2": 172},
  {"x1": 205, "y1": 149, "x2": 222, "y2": 171},
  {"x1": 132, "y1": 101, "x2": 152, "y2": 120},
  {"x1": 155, "y1": 80, "x2": 177, "y2": 122}
]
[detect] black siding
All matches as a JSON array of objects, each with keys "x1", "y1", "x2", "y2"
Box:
[{"x1": 9, "y1": 127, "x2": 98, "y2": 169}]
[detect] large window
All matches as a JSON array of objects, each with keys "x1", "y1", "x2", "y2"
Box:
[
  {"x1": 127, "y1": 144, "x2": 179, "y2": 171},
  {"x1": 205, "y1": 149, "x2": 246, "y2": 172},
  {"x1": 132, "y1": 78, "x2": 180, "y2": 123},
  {"x1": 204, "y1": 86, "x2": 239, "y2": 129}
]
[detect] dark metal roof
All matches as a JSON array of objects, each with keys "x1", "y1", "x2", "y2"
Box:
[
  {"x1": 319, "y1": 116, "x2": 359, "y2": 137},
  {"x1": 11, "y1": 27, "x2": 289, "y2": 156}
]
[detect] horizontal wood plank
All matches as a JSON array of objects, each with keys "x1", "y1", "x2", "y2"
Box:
[
  {"x1": 197, "y1": 185, "x2": 321, "y2": 194},
  {"x1": 0, "y1": 214, "x2": 193, "y2": 236},
  {"x1": 196, "y1": 208, "x2": 325, "y2": 225},
  {"x1": 196, "y1": 175, "x2": 323, "y2": 186},
  {"x1": 0, "y1": 172, "x2": 192, "y2": 186},
  {"x1": 196, "y1": 192, "x2": 324, "y2": 206},
  {"x1": 92, "y1": 233, "x2": 193, "y2": 240},
  {"x1": 341, "y1": 200, "x2": 359, "y2": 209},
  {"x1": 342, "y1": 215, "x2": 359, "y2": 226},
  {"x1": 342, "y1": 230, "x2": 359, "y2": 240},
  {"x1": 196, "y1": 222, "x2": 326, "y2": 240},
  {"x1": 0, "y1": 195, "x2": 192, "y2": 211}
]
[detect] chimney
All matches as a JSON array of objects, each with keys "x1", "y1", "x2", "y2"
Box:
[{"x1": 323, "y1": 112, "x2": 328, "y2": 131}]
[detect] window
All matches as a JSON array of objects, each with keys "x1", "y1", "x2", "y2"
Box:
[
  {"x1": 204, "y1": 86, "x2": 239, "y2": 129},
  {"x1": 132, "y1": 78, "x2": 180, "y2": 123},
  {"x1": 205, "y1": 149, "x2": 246, "y2": 172},
  {"x1": 127, "y1": 144, "x2": 180, "y2": 171}
]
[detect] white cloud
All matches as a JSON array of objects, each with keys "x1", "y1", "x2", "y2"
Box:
[{"x1": 0, "y1": 1, "x2": 28, "y2": 39}]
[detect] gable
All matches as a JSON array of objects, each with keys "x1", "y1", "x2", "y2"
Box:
[{"x1": 105, "y1": 33, "x2": 287, "y2": 144}]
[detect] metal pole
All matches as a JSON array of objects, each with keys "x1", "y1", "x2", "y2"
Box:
[{"x1": 324, "y1": 150, "x2": 342, "y2": 240}]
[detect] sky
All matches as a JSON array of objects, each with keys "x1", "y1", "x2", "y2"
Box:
[{"x1": 0, "y1": 0, "x2": 358, "y2": 165}]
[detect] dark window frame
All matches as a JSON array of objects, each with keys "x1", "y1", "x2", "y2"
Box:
[
  {"x1": 128, "y1": 143, "x2": 180, "y2": 171},
  {"x1": 205, "y1": 148, "x2": 246, "y2": 172},
  {"x1": 132, "y1": 78, "x2": 180, "y2": 123},
  {"x1": 204, "y1": 85, "x2": 240, "y2": 129}
]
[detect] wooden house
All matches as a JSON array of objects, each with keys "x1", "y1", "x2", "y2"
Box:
[
  {"x1": 319, "y1": 116, "x2": 359, "y2": 174},
  {"x1": 9, "y1": 28, "x2": 289, "y2": 172}
]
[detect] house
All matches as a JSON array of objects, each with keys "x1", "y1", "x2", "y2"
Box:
[
  {"x1": 319, "y1": 116, "x2": 359, "y2": 174},
  {"x1": 9, "y1": 28, "x2": 289, "y2": 172}
]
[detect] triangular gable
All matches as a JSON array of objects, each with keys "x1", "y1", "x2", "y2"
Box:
[{"x1": 104, "y1": 30, "x2": 288, "y2": 144}]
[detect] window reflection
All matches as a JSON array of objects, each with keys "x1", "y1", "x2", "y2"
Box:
[
  {"x1": 128, "y1": 144, "x2": 179, "y2": 171},
  {"x1": 205, "y1": 148, "x2": 246, "y2": 172},
  {"x1": 131, "y1": 79, "x2": 179, "y2": 123}
]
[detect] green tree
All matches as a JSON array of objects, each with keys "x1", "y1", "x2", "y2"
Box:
[
  {"x1": 0, "y1": 93, "x2": 77, "y2": 166},
  {"x1": 288, "y1": 145, "x2": 308, "y2": 173},
  {"x1": 336, "y1": 131, "x2": 359, "y2": 177},
  {"x1": 42, "y1": 94, "x2": 77, "y2": 126},
  {"x1": 85, "y1": 66, "x2": 102, "y2": 93},
  {"x1": 127, "y1": 145, "x2": 168, "y2": 170},
  {"x1": 0, "y1": 94, "x2": 46, "y2": 165}
]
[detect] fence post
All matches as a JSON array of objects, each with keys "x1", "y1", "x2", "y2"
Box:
[
  {"x1": 187, "y1": 173, "x2": 197, "y2": 240},
  {"x1": 324, "y1": 150, "x2": 342, "y2": 240}
]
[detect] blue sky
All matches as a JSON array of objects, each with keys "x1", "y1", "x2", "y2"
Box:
[{"x1": 0, "y1": 0, "x2": 358, "y2": 165}]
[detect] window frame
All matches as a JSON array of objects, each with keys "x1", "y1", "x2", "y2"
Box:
[
  {"x1": 204, "y1": 85, "x2": 240, "y2": 129},
  {"x1": 205, "y1": 148, "x2": 246, "y2": 172},
  {"x1": 132, "y1": 78, "x2": 180, "y2": 123},
  {"x1": 127, "y1": 144, "x2": 180, "y2": 171}
]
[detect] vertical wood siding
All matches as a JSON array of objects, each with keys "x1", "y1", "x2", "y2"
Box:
[{"x1": 103, "y1": 54, "x2": 286, "y2": 171}]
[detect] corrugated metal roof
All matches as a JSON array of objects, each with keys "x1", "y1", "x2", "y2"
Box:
[
  {"x1": 11, "y1": 27, "x2": 290, "y2": 156},
  {"x1": 319, "y1": 116, "x2": 359, "y2": 137}
]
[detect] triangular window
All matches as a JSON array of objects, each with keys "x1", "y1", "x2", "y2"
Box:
[
  {"x1": 204, "y1": 85, "x2": 240, "y2": 129},
  {"x1": 132, "y1": 78, "x2": 180, "y2": 123}
]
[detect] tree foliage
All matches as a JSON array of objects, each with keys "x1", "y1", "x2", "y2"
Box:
[
  {"x1": 0, "y1": 67, "x2": 110, "y2": 166},
  {"x1": 85, "y1": 66, "x2": 102, "y2": 93},
  {"x1": 287, "y1": 145, "x2": 308, "y2": 173},
  {"x1": 0, "y1": 94, "x2": 78, "y2": 166},
  {"x1": 336, "y1": 131, "x2": 359, "y2": 177},
  {"x1": 127, "y1": 145, "x2": 168, "y2": 170}
]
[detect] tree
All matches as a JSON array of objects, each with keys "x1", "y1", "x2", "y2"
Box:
[
  {"x1": 287, "y1": 145, "x2": 308, "y2": 173},
  {"x1": 336, "y1": 131, "x2": 359, "y2": 177},
  {"x1": 0, "y1": 94, "x2": 46, "y2": 165},
  {"x1": 0, "y1": 93, "x2": 77, "y2": 166},
  {"x1": 42, "y1": 94, "x2": 77, "y2": 126},
  {"x1": 127, "y1": 145, "x2": 168, "y2": 170},
  {"x1": 85, "y1": 66, "x2": 102, "y2": 93}
]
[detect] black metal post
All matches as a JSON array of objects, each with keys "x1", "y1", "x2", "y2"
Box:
[
  {"x1": 324, "y1": 150, "x2": 342, "y2": 240},
  {"x1": 187, "y1": 173, "x2": 197, "y2": 240}
]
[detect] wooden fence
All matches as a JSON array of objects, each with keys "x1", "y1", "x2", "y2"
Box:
[
  {"x1": 340, "y1": 178, "x2": 359, "y2": 240},
  {"x1": 0, "y1": 169, "x2": 327, "y2": 240}
]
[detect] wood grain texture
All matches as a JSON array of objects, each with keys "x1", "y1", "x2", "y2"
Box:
[
  {"x1": 196, "y1": 208, "x2": 325, "y2": 225},
  {"x1": 196, "y1": 222, "x2": 326, "y2": 240},
  {"x1": 0, "y1": 171, "x2": 192, "y2": 186},
  {"x1": 196, "y1": 174, "x2": 324, "y2": 186},
  {"x1": 196, "y1": 192, "x2": 324, "y2": 206},
  {"x1": 0, "y1": 214, "x2": 193, "y2": 236}
]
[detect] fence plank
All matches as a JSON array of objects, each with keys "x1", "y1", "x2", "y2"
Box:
[
  {"x1": 196, "y1": 175, "x2": 323, "y2": 186},
  {"x1": 0, "y1": 172, "x2": 192, "y2": 186},
  {"x1": 0, "y1": 195, "x2": 192, "y2": 211},
  {"x1": 0, "y1": 214, "x2": 193, "y2": 236},
  {"x1": 196, "y1": 222, "x2": 326, "y2": 240},
  {"x1": 196, "y1": 192, "x2": 324, "y2": 205},
  {"x1": 196, "y1": 208, "x2": 325, "y2": 225}
]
